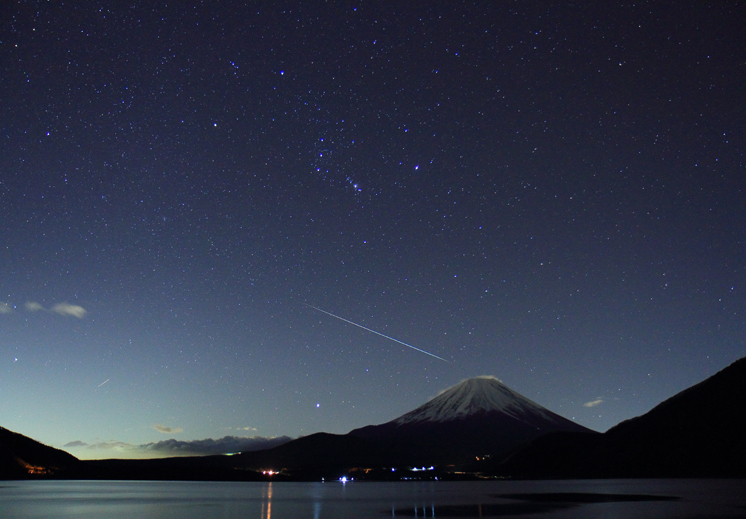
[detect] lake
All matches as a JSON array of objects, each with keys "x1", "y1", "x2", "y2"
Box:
[{"x1": 1, "y1": 479, "x2": 744, "y2": 518}]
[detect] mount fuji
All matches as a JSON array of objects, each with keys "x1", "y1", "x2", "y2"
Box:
[
  {"x1": 346, "y1": 376, "x2": 594, "y2": 465},
  {"x1": 231, "y1": 376, "x2": 595, "y2": 472}
]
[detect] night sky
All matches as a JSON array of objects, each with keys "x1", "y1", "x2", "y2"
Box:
[{"x1": 2, "y1": 2, "x2": 744, "y2": 459}]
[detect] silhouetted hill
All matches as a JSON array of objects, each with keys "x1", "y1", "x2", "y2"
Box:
[
  {"x1": 232, "y1": 432, "x2": 381, "y2": 479},
  {"x1": 0, "y1": 427, "x2": 78, "y2": 479},
  {"x1": 500, "y1": 356, "x2": 746, "y2": 478}
]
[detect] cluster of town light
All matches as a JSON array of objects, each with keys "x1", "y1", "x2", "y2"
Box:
[{"x1": 334, "y1": 466, "x2": 435, "y2": 482}]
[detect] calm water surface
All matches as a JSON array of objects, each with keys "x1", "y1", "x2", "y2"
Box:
[{"x1": 1, "y1": 479, "x2": 744, "y2": 518}]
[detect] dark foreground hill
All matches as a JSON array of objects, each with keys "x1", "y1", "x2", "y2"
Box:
[
  {"x1": 499, "y1": 356, "x2": 746, "y2": 478},
  {"x1": 0, "y1": 426, "x2": 78, "y2": 479}
]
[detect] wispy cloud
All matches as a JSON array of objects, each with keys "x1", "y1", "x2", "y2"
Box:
[
  {"x1": 153, "y1": 424, "x2": 184, "y2": 434},
  {"x1": 64, "y1": 436, "x2": 293, "y2": 458},
  {"x1": 0, "y1": 302, "x2": 12, "y2": 314},
  {"x1": 583, "y1": 398, "x2": 604, "y2": 408},
  {"x1": 20, "y1": 300, "x2": 87, "y2": 318},
  {"x1": 63, "y1": 440, "x2": 88, "y2": 448},
  {"x1": 69, "y1": 441, "x2": 134, "y2": 452},
  {"x1": 51, "y1": 302, "x2": 87, "y2": 318}
]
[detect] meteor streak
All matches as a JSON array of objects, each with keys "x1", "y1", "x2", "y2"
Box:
[{"x1": 304, "y1": 304, "x2": 449, "y2": 362}]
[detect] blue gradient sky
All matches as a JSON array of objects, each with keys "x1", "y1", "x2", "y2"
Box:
[{"x1": 1, "y1": 2, "x2": 744, "y2": 459}]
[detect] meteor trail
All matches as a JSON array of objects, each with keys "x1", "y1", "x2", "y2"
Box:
[
  {"x1": 304, "y1": 304, "x2": 449, "y2": 362},
  {"x1": 98, "y1": 379, "x2": 110, "y2": 387}
]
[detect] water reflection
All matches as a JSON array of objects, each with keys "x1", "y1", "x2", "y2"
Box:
[
  {"x1": 392, "y1": 492, "x2": 682, "y2": 517},
  {"x1": 260, "y1": 482, "x2": 272, "y2": 519},
  {"x1": 2, "y1": 479, "x2": 744, "y2": 519},
  {"x1": 403, "y1": 503, "x2": 435, "y2": 517},
  {"x1": 306, "y1": 483, "x2": 323, "y2": 519},
  {"x1": 392, "y1": 501, "x2": 574, "y2": 516}
]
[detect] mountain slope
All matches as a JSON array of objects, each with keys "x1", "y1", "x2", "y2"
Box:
[
  {"x1": 500, "y1": 356, "x2": 746, "y2": 478},
  {"x1": 0, "y1": 427, "x2": 79, "y2": 479}
]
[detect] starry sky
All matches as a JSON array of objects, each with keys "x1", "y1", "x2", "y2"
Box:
[{"x1": 1, "y1": 2, "x2": 745, "y2": 460}]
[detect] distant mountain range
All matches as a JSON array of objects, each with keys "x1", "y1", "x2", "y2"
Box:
[{"x1": 2, "y1": 357, "x2": 744, "y2": 480}]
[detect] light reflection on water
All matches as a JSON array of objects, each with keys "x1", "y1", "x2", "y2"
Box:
[
  {"x1": 0, "y1": 479, "x2": 744, "y2": 518},
  {"x1": 261, "y1": 481, "x2": 272, "y2": 519}
]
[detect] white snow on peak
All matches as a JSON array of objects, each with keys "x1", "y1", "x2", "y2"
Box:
[{"x1": 393, "y1": 376, "x2": 558, "y2": 425}]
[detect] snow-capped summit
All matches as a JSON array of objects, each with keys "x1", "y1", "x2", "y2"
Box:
[
  {"x1": 348, "y1": 374, "x2": 592, "y2": 467},
  {"x1": 392, "y1": 376, "x2": 559, "y2": 425}
]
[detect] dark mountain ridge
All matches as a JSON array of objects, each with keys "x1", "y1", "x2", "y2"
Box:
[
  {"x1": 499, "y1": 356, "x2": 746, "y2": 478},
  {"x1": 0, "y1": 426, "x2": 78, "y2": 479}
]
